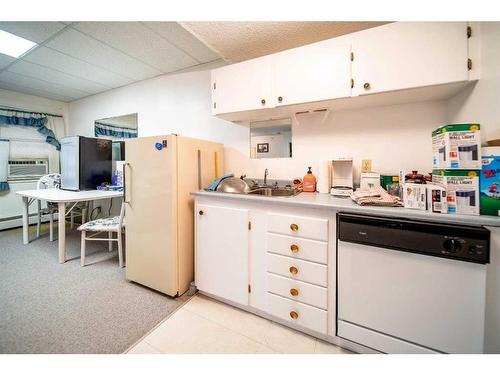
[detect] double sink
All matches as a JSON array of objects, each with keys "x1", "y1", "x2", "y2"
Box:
[
  {"x1": 248, "y1": 186, "x2": 301, "y2": 197},
  {"x1": 215, "y1": 172, "x2": 301, "y2": 198}
]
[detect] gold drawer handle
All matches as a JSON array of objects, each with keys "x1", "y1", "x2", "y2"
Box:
[
  {"x1": 290, "y1": 311, "x2": 299, "y2": 320},
  {"x1": 290, "y1": 223, "x2": 299, "y2": 232},
  {"x1": 289, "y1": 266, "x2": 298, "y2": 275},
  {"x1": 290, "y1": 244, "x2": 299, "y2": 253},
  {"x1": 290, "y1": 288, "x2": 299, "y2": 296}
]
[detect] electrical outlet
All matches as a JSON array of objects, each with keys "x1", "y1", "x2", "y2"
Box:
[{"x1": 361, "y1": 159, "x2": 372, "y2": 173}]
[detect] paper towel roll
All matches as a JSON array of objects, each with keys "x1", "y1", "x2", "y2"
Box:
[{"x1": 317, "y1": 160, "x2": 331, "y2": 194}]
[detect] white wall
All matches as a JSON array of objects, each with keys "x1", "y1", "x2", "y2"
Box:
[
  {"x1": 226, "y1": 100, "x2": 447, "y2": 183},
  {"x1": 68, "y1": 67, "x2": 448, "y2": 185},
  {"x1": 68, "y1": 63, "x2": 246, "y2": 153},
  {"x1": 0, "y1": 88, "x2": 69, "y2": 229}
]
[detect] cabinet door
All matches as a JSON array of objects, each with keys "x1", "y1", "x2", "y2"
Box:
[
  {"x1": 274, "y1": 38, "x2": 352, "y2": 106},
  {"x1": 195, "y1": 204, "x2": 249, "y2": 305},
  {"x1": 211, "y1": 56, "x2": 273, "y2": 114},
  {"x1": 352, "y1": 22, "x2": 469, "y2": 96}
]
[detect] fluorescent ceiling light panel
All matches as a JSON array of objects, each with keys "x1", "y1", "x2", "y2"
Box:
[{"x1": 0, "y1": 30, "x2": 37, "y2": 58}]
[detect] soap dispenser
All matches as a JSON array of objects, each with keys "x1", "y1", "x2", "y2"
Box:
[{"x1": 302, "y1": 167, "x2": 317, "y2": 192}]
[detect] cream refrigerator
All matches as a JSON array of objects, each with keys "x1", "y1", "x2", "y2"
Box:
[{"x1": 124, "y1": 135, "x2": 223, "y2": 297}]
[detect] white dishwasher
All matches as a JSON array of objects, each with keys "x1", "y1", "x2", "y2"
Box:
[{"x1": 337, "y1": 213, "x2": 490, "y2": 354}]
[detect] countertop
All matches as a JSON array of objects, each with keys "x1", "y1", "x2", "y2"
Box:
[{"x1": 192, "y1": 190, "x2": 500, "y2": 228}]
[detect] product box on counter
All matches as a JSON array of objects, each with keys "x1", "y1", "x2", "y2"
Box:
[
  {"x1": 432, "y1": 170, "x2": 480, "y2": 215},
  {"x1": 402, "y1": 183, "x2": 447, "y2": 213},
  {"x1": 402, "y1": 183, "x2": 427, "y2": 210},
  {"x1": 426, "y1": 184, "x2": 448, "y2": 214},
  {"x1": 432, "y1": 124, "x2": 481, "y2": 170},
  {"x1": 480, "y1": 152, "x2": 500, "y2": 216}
]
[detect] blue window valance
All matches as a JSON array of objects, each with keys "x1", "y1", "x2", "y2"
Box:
[
  {"x1": 95, "y1": 121, "x2": 138, "y2": 139},
  {"x1": 0, "y1": 108, "x2": 61, "y2": 150}
]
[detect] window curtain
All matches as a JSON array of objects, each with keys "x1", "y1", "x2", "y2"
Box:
[
  {"x1": 0, "y1": 108, "x2": 63, "y2": 150},
  {"x1": 95, "y1": 121, "x2": 138, "y2": 139},
  {"x1": 0, "y1": 139, "x2": 9, "y2": 192},
  {"x1": 45, "y1": 115, "x2": 67, "y2": 173}
]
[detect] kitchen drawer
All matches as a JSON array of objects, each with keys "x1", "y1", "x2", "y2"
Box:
[
  {"x1": 266, "y1": 292, "x2": 327, "y2": 334},
  {"x1": 267, "y1": 253, "x2": 327, "y2": 287},
  {"x1": 267, "y1": 213, "x2": 328, "y2": 241},
  {"x1": 267, "y1": 273, "x2": 327, "y2": 310},
  {"x1": 267, "y1": 233, "x2": 327, "y2": 264}
]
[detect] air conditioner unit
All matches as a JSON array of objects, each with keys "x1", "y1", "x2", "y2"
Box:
[{"x1": 8, "y1": 158, "x2": 49, "y2": 181}]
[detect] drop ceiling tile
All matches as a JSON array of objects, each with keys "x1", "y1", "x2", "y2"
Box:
[
  {"x1": 0, "y1": 80, "x2": 74, "y2": 102},
  {"x1": 0, "y1": 53, "x2": 15, "y2": 69},
  {"x1": 142, "y1": 22, "x2": 220, "y2": 63},
  {"x1": 46, "y1": 28, "x2": 162, "y2": 81},
  {"x1": 8, "y1": 60, "x2": 109, "y2": 95},
  {"x1": 72, "y1": 22, "x2": 198, "y2": 72},
  {"x1": 0, "y1": 70, "x2": 89, "y2": 100},
  {"x1": 0, "y1": 22, "x2": 67, "y2": 44},
  {"x1": 23, "y1": 46, "x2": 133, "y2": 88}
]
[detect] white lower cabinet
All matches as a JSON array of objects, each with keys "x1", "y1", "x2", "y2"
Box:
[
  {"x1": 267, "y1": 253, "x2": 327, "y2": 287},
  {"x1": 195, "y1": 204, "x2": 250, "y2": 306},
  {"x1": 267, "y1": 273, "x2": 327, "y2": 310},
  {"x1": 195, "y1": 197, "x2": 334, "y2": 338},
  {"x1": 267, "y1": 292, "x2": 328, "y2": 334},
  {"x1": 267, "y1": 233, "x2": 328, "y2": 264}
]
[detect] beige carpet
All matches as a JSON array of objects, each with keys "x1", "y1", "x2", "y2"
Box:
[{"x1": 0, "y1": 223, "x2": 190, "y2": 354}]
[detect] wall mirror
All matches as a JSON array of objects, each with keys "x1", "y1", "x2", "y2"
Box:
[
  {"x1": 94, "y1": 113, "x2": 138, "y2": 140},
  {"x1": 95, "y1": 113, "x2": 138, "y2": 161},
  {"x1": 250, "y1": 118, "x2": 292, "y2": 159}
]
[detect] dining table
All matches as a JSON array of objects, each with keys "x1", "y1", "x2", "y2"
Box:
[{"x1": 16, "y1": 189, "x2": 123, "y2": 263}]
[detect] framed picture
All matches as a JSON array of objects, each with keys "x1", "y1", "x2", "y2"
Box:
[{"x1": 257, "y1": 143, "x2": 269, "y2": 153}]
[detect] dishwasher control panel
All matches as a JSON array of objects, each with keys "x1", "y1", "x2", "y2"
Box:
[{"x1": 338, "y1": 213, "x2": 490, "y2": 264}]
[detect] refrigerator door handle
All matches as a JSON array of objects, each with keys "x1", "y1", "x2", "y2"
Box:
[
  {"x1": 123, "y1": 162, "x2": 131, "y2": 203},
  {"x1": 197, "y1": 149, "x2": 202, "y2": 190}
]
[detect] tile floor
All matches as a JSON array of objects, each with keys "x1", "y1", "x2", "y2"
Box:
[{"x1": 126, "y1": 294, "x2": 353, "y2": 354}]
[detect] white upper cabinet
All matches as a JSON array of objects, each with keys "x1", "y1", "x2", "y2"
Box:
[
  {"x1": 211, "y1": 22, "x2": 475, "y2": 119},
  {"x1": 273, "y1": 37, "x2": 352, "y2": 106},
  {"x1": 212, "y1": 55, "x2": 273, "y2": 115},
  {"x1": 351, "y1": 22, "x2": 469, "y2": 96}
]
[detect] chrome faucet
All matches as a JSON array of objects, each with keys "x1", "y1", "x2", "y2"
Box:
[{"x1": 264, "y1": 168, "x2": 269, "y2": 186}]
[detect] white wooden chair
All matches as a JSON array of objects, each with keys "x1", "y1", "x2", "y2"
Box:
[
  {"x1": 36, "y1": 174, "x2": 88, "y2": 241},
  {"x1": 78, "y1": 203, "x2": 125, "y2": 267},
  {"x1": 36, "y1": 173, "x2": 60, "y2": 241}
]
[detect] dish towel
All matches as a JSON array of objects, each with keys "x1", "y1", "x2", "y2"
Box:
[
  {"x1": 0, "y1": 139, "x2": 9, "y2": 192},
  {"x1": 350, "y1": 186, "x2": 402, "y2": 207},
  {"x1": 206, "y1": 173, "x2": 234, "y2": 191}
]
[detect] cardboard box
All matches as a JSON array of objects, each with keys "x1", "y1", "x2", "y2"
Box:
[
  {"x1": 432, "y1": 124, "x2": 481, "y2": 169},
  {"x1": 480, "y1": 150, "x2": 500, "y2": 216},
  {"x1": 402, "y1": 183, "x2": 427, "y2": 210},
  {"x1": 432, "y1": 170, "x2": 480, "y2": 215},
  {"x1": 402, "y1": 183, "x2": 448, "y2": 213},
  {"x1": 426, "y1": 184, "x2": 447, "y2": 214}
]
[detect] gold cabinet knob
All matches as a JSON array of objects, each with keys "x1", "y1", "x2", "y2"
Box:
[
  {"x1": 290, "y1": 288, "x2": 299, "y2": 296},
  {"x1": 290, "y1": 311, "x2": 299, "y2": 320},
  {"x1": 289, "y1": 266, "x2": 298, "y2": 275},
  {"x1": 290, "y1": 223, "x2": 299, "y2": 232},
  {"x1": 290, "y1": 244, "x2": 299, "y2": 253}
]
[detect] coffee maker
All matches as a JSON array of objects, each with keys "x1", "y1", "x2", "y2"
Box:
[{"x1": 330, "y1": 158, "x2": 354, "y2": 197}]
